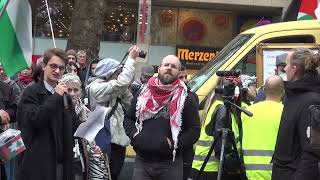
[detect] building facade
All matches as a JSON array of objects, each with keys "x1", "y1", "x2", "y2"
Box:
[{"x1": 31, "y1": 0, "x2": 291, "y2": 74}]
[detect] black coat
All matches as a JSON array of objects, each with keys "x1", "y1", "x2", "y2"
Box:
[
  {"x1": 272, "y1": 73, "x2": 320, "y2": 180},
  {"x1": 0, "y1": 81, "x2": 18, "y2": 180},
  {"x1": 124, "y1": 92, "x2": 200, "y2": 160},
  {"x1": 16, "y1": 81, "x2": 81, "y2": 180},
  {"x1": 0, "y1": 81, "x2": 18, "y2": 128}
]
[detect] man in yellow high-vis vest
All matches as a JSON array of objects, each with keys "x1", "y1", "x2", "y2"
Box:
[{"x1": 241, "y1": 75, "x2": 284, "y2": 180}]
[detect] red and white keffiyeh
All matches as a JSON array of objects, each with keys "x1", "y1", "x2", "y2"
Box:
[{"x1": 136, "y1": 76, "x2": 188, "y2": 161}]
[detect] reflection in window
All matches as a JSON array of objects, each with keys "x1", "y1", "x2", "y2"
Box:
[
  {"x1": 151, "y1": 7, "x2": 178, "y2": 45},
  {"x1": 151, "y1": 7, "x2": 234, "y2": 47},
  {"x1": 234, "y1": 49, "x2": 257, "y2": 76},
  {"x1": 31, "y1": 0, "x2": 138, "y2": 42},
  {"x1": 104, "y1": 4, "x2": 137, "y2": 42},
  {"x1": 32, "y1": 0, "x2": 72, "y2": 38}
]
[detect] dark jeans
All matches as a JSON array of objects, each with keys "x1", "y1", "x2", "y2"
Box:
[
  {"x1": 56, "y1": 164, "x2": 63, "y2": 180},
  {"x1": 1, "y1": 165, "x2": 7, "y2": 180},
  {"x1": 132, "y1": 155, "x2": 183, "y2": 180},
  {"x1": 110, "y1": 143, "x2": 126, "y2": 180},
  {"x1": 183, "y1": 148, "x2": 195, "y2": 180}
]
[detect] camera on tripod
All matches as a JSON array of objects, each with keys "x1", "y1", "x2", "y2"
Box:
[
  {"x1": 215, "y1": 70, "x2": 241, "y2": 98},
  {"x1": 196, "y1": 70, "x2": 249, "y2": 180}
]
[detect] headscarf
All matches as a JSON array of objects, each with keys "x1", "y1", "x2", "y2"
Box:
[
  {"x1": 94, "y1": 58, "x2": 120, "y2": 80},
  {"x1": 59, "y1": 73, "x2": 86, "y2": 119},
  {"x1": 59, "y1": 73, "x2": 81, "y2": 85},
  {"x1": 136, "y1": 76, "x2": 188, "y2": 161}
]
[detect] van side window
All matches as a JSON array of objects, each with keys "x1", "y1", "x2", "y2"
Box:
[
  {"x1": 232, "y1": 35, "x2": 315, "y2": 77},
  {"x1": 264, "y1": 35, "x2": 315, "y2": 43},
  {"x1": 233, "y1": 49, "x2": 257, "y2": 76}
]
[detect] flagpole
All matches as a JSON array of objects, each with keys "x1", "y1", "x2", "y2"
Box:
[
  {"x1": 44, "y1": 0, "x2": 56, "y2": 48},
  {"x1": 0, "y1": 0, "x2": 10, "y2": 18}
]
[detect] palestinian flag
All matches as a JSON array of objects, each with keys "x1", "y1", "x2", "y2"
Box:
[
  {"x1": 297, "y1": 0, "x2": 319, "y2": 20},
  {"x1": 0, "y1": 132, "x2": 26, "y2": 161},
  {"x1": 0, "y1": 0, "x2": 32, "y2": 77},
  {"x1": 247, "y1": 52, "x2": 256, "y2": 63}
]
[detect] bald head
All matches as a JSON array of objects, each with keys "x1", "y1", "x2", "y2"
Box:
[
  {"x1": 264, "y1": 75, "x2": 284, "y2": 101},
  {"x1": 162, "y1": 55, "x2": 181, "y2": 70},
  {"x1": 158, "y1": 55, "x2": 181, "y2": 85}
]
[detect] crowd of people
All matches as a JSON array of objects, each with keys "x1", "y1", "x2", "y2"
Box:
[{"x1": 0, "y1": 46, "x2": 319, "y2": 180}]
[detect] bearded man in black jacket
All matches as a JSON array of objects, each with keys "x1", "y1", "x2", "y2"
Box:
[
  {"x1": 124, "y1": 55, "x2": 200, "y2": 180},
  {"x1": 272, "y1": 48, "x2": 320, "y2": 180}
]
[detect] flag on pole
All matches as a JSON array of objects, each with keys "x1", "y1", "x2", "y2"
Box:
[
  {"x1": 0, "y1": 0, "x2": 32, "y2": 77},
  {"x1": 297, "y1": 0, "x2": 319, "y2": 20}
]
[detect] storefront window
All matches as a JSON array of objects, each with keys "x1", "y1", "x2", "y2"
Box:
[
  {"x1": 151, "y1": 7, "x2": 178, "y2": 45},
  {"x1": 104, "y1": 4, "x2": 138, "y2": 42},
  {"x1": 151, "y1": 6, "x2": 235, "y2": 48},
  {"x1": 177, "y1": 9, "x2": 234, "y2": 48},
  {"x1": 32, "y1": 0, "x2": 73, "y2": 38},
  {"x1": 31, "y1": 0, "x2": 138, "y2": 42}
]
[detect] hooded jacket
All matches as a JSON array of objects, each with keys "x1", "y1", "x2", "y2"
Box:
[
  {"x1": 86, "y1": 58, "x2": 135, "y2": 147},
  {"x1": 272, "y1": 73, "x2": 320, "y2": 180}
]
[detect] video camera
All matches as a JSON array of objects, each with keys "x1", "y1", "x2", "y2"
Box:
[
  {"x1": 138, "y1": 50, "x2": 147, "y2": 59},
  {"x1": 215, "y1": 70, "x2": 241, "y2": 98}
]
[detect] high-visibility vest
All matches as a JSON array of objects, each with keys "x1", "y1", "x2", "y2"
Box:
[
  {"x1": 192, "y1": 100, "x2": 240, "y2": 172},
  {"x1": 241, "y1": 100, "x2": 283, "y2": 180}
]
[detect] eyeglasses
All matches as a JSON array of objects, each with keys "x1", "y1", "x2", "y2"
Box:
[{"x1": 48, "y1": 63, "x2": 65, "y2": 71}]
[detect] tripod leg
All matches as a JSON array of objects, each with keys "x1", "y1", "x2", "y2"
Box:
[
  {"x1": 230, "y1": 136, "x2": 247, "y2": 180},
  {"x1": 195, "y1": 138, "x2": 217, "y2": 180},
  {"x1": 217, "y1": 129, "x2": 228, "y2": 180}
]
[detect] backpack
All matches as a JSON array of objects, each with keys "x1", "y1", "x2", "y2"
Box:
[{"x1": 308, "y1": 105, "x2": 320, "y2": 155}]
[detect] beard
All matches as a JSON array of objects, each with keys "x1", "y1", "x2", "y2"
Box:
[{"x1": 159, "y1": 71, "x2": 178, "y2": 85}]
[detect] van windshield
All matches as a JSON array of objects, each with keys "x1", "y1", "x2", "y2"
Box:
[{"x1": 188, "y1": 34, "x2": 254, "y2": 92}]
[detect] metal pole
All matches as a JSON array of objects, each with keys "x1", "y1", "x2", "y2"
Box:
[
  {"x1": 33, "y1": 9, "x2": 37, "y2": 55},
  {"x1": 44, "y1": 0, "x2": 56, "y2": 48},
  {"x1": 0, "y1": 0, "x2": 10, "y2": 18}
]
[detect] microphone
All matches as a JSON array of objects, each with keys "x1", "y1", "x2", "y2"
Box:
[
  {"x1": 216, "y1": 70, "x2": 241, "y2": 77},
  {"x1": 63, "y1": 93, "x2": 68, "y2": 110}
]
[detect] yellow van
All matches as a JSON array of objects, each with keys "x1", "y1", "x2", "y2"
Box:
[
  {"x1": 126, "y1": 20, "x2": 320, "y2": 158},
  {"x1": 188, "y1": 20, "x2": 320, "y2": 103}
]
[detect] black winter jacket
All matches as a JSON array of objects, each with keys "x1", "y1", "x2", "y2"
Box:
[
  {"x1": 272, "y1": 73, "x2": 320, "y2": 180},
  {"x1": 0, "y1": 81, "x2": 18, "y2": 128},
  {"x1": 16, "y1": 81, "x2": 81, "y2": 180},
  {"x1": 0, "y1": 80, "x2": 18, "y2": 180},
  {"x1": 124, "y1": 93, "x2": 200, "y2": 161}
]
